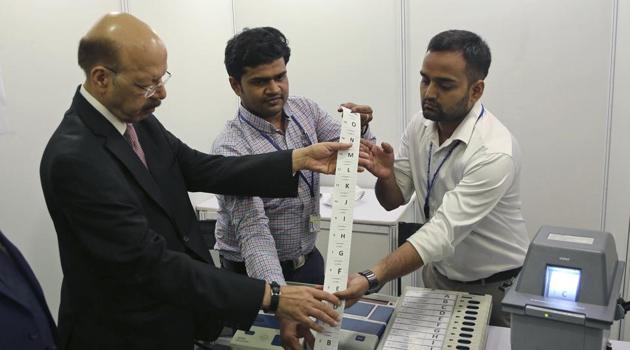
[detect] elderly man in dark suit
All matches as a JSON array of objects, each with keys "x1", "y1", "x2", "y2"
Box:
[
  {"x1": 40, "y1": 13, "x2": 352, "y2": 350},
  {"x1": 0, "y1": 229, "x2": 59, "y2": 350}
]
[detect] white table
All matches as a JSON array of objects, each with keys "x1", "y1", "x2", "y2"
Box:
[{"x1": 195, "y1": 186, "x2": 419, "y2": 295}]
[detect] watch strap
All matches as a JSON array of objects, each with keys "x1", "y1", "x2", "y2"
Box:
[
  {"x1": 358, "y1": 269, "x2": 380, "y2": 294},
  {"x1": 269, "y1": 281, "x2": 281, "y2": 312}
]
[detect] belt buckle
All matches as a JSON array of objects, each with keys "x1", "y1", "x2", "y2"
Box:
[{"x1": 293, "y1": 255, "x2": 306, "y2": 269}]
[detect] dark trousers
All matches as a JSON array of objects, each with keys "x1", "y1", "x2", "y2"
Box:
[{"x1": 220, "y1": 248, "x2": 325, "y2": 285}]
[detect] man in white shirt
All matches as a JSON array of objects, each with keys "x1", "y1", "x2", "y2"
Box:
[{"x1": 338, "y1": 30, "x2": 530, "y2": 326}]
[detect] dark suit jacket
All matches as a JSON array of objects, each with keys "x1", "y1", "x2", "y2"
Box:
[
  {"x1": 40, "y1": 87, "x2": 299, "y2": 350},
  {"x1": 0, "y1": 230, "x2": 59, "y2": 350}
]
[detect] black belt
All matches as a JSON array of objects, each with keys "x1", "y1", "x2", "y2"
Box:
[
  {"x1": 461, "y1": 267, "x2": 522, "y2": 285},
  {"x1": 279, "y1": 251, "x2": 311, "y2": 271},
  {"x1": 438, "y1": 266, "x2": 522, "y2": 285},
  {"x1": 221, "y1": 250, "x2": 313, "y2": 274}
]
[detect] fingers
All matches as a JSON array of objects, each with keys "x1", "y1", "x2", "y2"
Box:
[
  {"x1": 304, "y1": 289, "x2": 340, "y2": 326},
  {"x1": 335, "y1": 274, "x2": 369, "y2": 300},
  {"x1": 345, "y1": 298, "x2": 360, "y2": 308},
  {"x1": 358, "y1": 158, "x2": 372, "y2": 171},
  {"x1": 302, "y1": 326, "x2": 315, "y2": 348},
  {"x1": 311, "y1": 288, "x2": 341, "y2": 306},
  {"x1": 324, "y1": 142, "x2": 351, "y2": 151},
  {"x1": 360, "y1": 113, "x2": 373, "y2": 126},
  {"x1": 303, "y1": 317, "x2": 324, "y2": 333},
  {"x1": 280, "y1": 320, "x2": 302, "y2": 350},
  {"x1": 339, "y1": 103, "x2": 373, "y2": 125},
  {"x1": 344, "y1": 103, "x2": 373, "y2": 115},
  {"x1": 360, "y1": 139, "x2": 375, "y2": 148},
  {"x1": 282, "y1": 336, "x2": 301, "y2": 350},
  {"x1": 277, "y1": 286, "x2": 340, "y2": 330},
  {"x1": 358, "y1": 148, "x2": 371, "y2": 172},
  {"x1": 334, "y1": 285, "x2": 364, "y2": 300},
  {"x1": 339, "y1": 102, "x2": 357, "y2": 111},
  {"x1": 309, "y1": 304, "x2": 340, "y2": 327},
  {"x1": 381, "y1": 142, "x2": 394, "y2": 153}
]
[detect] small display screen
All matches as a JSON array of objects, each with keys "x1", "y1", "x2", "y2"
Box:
[{"x1": 544, "y1": 265, "x2": 581, "y2": 302}]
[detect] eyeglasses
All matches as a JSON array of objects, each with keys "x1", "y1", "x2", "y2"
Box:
[{"x1": 104, "y1": 66, "x2": 172, "y2": 98}]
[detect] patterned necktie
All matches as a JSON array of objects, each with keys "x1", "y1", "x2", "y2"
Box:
[{"x1": 124, "y1": 123, "x2": 148, "y2": 168}]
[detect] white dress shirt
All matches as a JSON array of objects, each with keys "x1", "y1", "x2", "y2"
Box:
[
  {"x1": 395, "y1": 101, "x2": 530, "y2": 282},
  {"x1": 80, "y1": 85, "x2": 126, "y2": 135}
]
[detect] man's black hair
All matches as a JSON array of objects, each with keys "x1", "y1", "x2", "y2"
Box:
[
  {"x1": 427, "y1": 30, "x2": 491, "y2": 82},
  {"x1": 225, "y1": 26, "x2": 291, "y2": 81}
]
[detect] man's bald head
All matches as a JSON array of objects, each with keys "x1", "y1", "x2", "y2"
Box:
[
  {"x1": 78, "y1": 12, "x2": 164, "y2": 75},
  {"x1": 78, "y1": 13, "x2": 169, "y2": 123}
]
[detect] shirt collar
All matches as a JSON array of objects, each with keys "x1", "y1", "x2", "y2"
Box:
[
  {"x1": 237, "y1": 102, "x2": 293, "y2": 134},
  {"x1": 422, "y1": 100, "x2": 484, "y2": 147},
  {"x1": 80, "y1": 84, "x2": 127, "y2": 135},
  {"x1": 449, "y1": 101, "x2": 484, "y2": 145}
]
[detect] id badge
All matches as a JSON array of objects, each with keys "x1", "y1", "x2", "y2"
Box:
[{"x1": 309, "y1": 214, "x2": 321, "y2": 233}]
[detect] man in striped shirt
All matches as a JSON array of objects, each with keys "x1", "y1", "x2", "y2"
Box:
[{"x1": 213, "y1": 26, "x2": 375, "y2": 348}]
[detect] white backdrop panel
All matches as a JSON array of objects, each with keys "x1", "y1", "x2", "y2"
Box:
[
  {"x1": 128, "y1": 0, "x2": 237, "y2": 152},
  {"x1": 605, "y1": 0, "x2": 630, "y2": 340},
  {"x1": 0, "y1": 1, "x2": 628, "y2": 340},
  {"x1": 128, "y1": 0, "x2": 236, "y2": 205},
  {"x1": 406, "y1": 0, "x2": 613, "y2": 237},
  {"x1": 233, "y1": 0, "x2": 404, "y2": 188},
  {"x1": 0, "y1": 0, "x2": 122, "y2": 319}
]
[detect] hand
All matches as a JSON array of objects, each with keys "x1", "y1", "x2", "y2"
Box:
[
  {"x1": 360, "y1": 139, "x2": 395, "y2": 179},
  {"x1": 338, "y1": 102, "x2": 373, "y2": 127},
  {"x1": 294, "y1": 142, "x2": 367, "y2": 174},
  {"x1": 279, "y1": 318, "x2": 314, "y2": 350},
  {"x1": 275, "y1": 285, "x2": 340, "y2": 333},
  {"x1": 335, "y1": 273, "x2": 369, "y2": 308}
]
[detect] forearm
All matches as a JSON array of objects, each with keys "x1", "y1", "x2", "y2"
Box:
[
  {"x1": 372, "y1": 242, "x2": 424, "y2": 286},
  {"x1": 224, "y1": 196, "x2": 287, "y2": 284},
  {"x1": 375, "y1": 175, "x2": 405, "y2": 210},
  {"x1": 291, "y1": 148, "x2": 307, "y2": 173},
  {"x1": 261, "y1": 282, "x2": 272, "y2": 311}
]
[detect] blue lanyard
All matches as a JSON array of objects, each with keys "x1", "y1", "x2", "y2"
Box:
[
  {"x1": 423, "y1": 104, "x2": 485, "y2": 219},
  {"x1": 238, "y1": 112, "x2": 316, "y2": 197}
]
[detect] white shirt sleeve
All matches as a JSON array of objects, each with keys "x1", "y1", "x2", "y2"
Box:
[
  {"x1": 393, "y1": 121, "x2": 416, "y2": 204},
  {"x1": 407, "y1": 152, "x2": 516, "y2": 264}
]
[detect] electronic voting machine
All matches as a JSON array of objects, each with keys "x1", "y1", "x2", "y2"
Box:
[
  {"x1": 231, "y1": 293, "x2": 397, "y2": 350},
  {"x1": 378, "y1": 287, "x2": 492, "y2": 350},
  {"x1": 231, "y1": 287, "x2": 491, "y2": 350}
]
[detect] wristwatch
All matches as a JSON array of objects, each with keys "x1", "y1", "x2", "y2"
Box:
[
  {"x1": 358, "y1": 269, "x2": 380, "y2": 295},
  {"x1": 269, "y1": 281, "x2": 281, "y2": 312}
]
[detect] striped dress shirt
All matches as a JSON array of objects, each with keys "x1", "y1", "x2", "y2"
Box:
[{"x1": 212, "y1": 96, "x2": 374, "y2": 284}]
